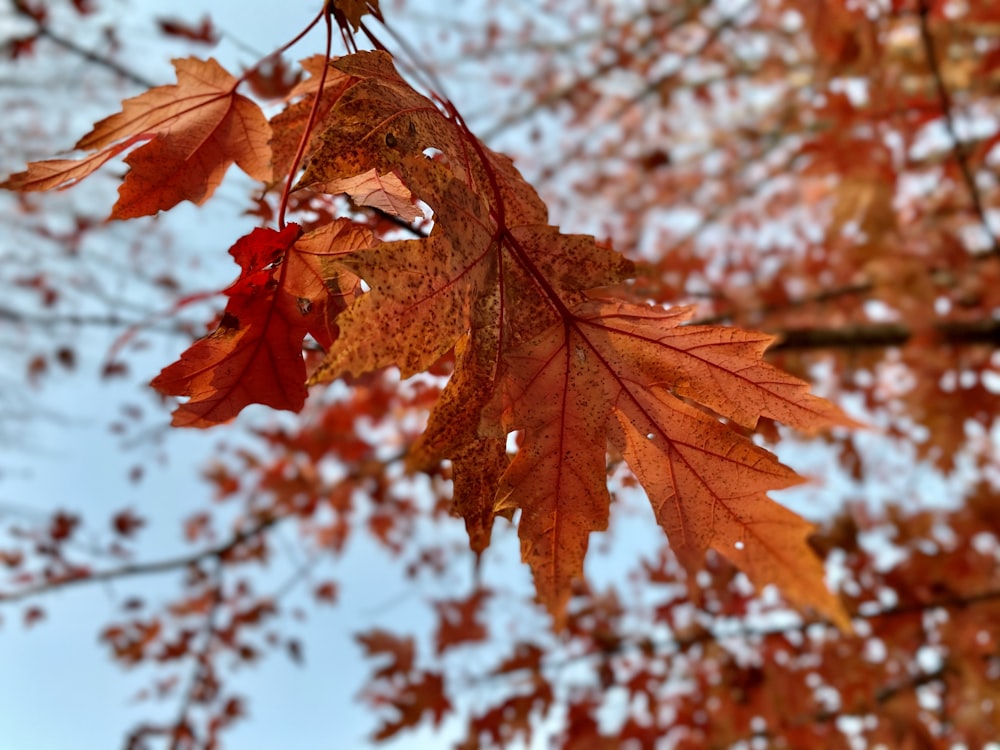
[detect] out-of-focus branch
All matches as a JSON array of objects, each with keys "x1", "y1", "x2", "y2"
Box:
[
  {"x1": 768, "y1": 317, "x2": 1000, "y2": 351},
  {"x1": 691, "y1": 282, "x2": 875, "y2": 326},
  {"x1": 0, "y1": 304, "x2": 192, "y2": 335},
  {"x1": 916, "y1": 0, "x2": 1000, "y2": 258},
  {"x1": 10, "y1": 1, "x2": 155, "y2": 88},
  {"x1": 479, "y1": 0, "x2": 712, "y2": 141},
  {"x1": 692, "y1": 281, "x2": 1000, "y2": 350},
  {"x1": 0, "y1": 514, "x2": 282, "y2": 605},
  {"x1": 169, "y1": 560, "x2": 224, "y2": 750},
  {"x1": 499, "y1": 584, "x2": 1000, "y2": 682}
]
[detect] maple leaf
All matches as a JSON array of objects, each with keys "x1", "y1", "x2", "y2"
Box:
[
  {"x1": 356, "y1": 629, "x2": 414, "y2": 679},
  {"x1": 433, "y1": 589, "x2": 491, "y2": 654},
  {"x1": 330, "y1": 0, "x2": 381, "y2": 32},
  {"x1": 298, "y1": 51, "x2": 550, "y2": 227},
  {"x1": 356, "y1": 630, "x2": 451, "y2": 740},
  {"x1": 485, "y1": 299, "x2": 854, "y2": 629},
  {"x1": 156, "y1": 16, "x2": 219, "y2": 45},
  {"x1": 292, "y1": 50, "x2": 852, "y2": 628},
  {"x1": 151, "y1": 220, "x2": 370, "y2": 426},
  {"x1": 111, "y1": 509, "x2": 146, "y2": 538},
  {"x1": 268, "y1": 55, "x2": 354, "y2": 183},
  {"x1": 1, "y1": 57, "x2": 271, "y2": 218}
]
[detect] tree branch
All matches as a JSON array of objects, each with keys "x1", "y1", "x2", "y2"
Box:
[
  {"x1": 0, "y1": 304, "x2": 192, "y2": 335},
  {"x1": 916, "y1": 0, "x2": 1000, "y2": 258},
  {"x1": 170, "y1": 560, "x2": 223, "y2": 750},
  {"x1": 692, "y1": 282, "x2": 875, "y2": 326},
  {"x1": 769, "y1": 317, "x2": 1000, "y2": 351},
  {"x1": 0, "y1": 515, "x2": 282, "y2": 605},
  {"x1": 10, "y1": 1, "x2": 155, "y2": 89},
  {"x1": 512, "y1": 584, "x2": 1000, "y2": 682}
]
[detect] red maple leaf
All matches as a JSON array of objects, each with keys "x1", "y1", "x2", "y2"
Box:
[{"x1": 151, "y1": 220, "x2": 370, "y2": 426}]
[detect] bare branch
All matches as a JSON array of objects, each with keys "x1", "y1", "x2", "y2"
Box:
[
  {"x1": 0, "y1": 515, "x2": 282, "y2": 605},
  {"x1": 916, "y1": 0, "x2": 1000, "y2": 258},
  {"x1": 10, "y1": 1, "x2": 155, "y2": 89},
  {"x1": 170, "y1": 561, "x2": 224, "y2": 750}
]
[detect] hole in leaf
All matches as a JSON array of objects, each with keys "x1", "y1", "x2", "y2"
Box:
[
  {"x1": 506, "y1": 430, "x2": 523, "y2": 454},
  {"x1": 734, "y1": 541, "x2": 745, "y2": 550}
]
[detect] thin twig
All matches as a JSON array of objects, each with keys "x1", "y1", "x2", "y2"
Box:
[
  {"x1": 9, "y1": 3, "x2": 156, "y2": 89},
  {"x1": 0, "y1": 305, "x2": 192, "y2": 335}
]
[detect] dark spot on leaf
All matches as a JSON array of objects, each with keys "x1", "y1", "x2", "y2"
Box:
[
  {"x1": 385, "y1": 132, "x2": 397, "y2": 148},
  {"x1": 220, "y1": 312, "x2": 240, "y2": 330}
]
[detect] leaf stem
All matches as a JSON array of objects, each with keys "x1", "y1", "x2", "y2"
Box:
[{"x1": 276, "y1": 10, "x2": 335, "y2": 229}]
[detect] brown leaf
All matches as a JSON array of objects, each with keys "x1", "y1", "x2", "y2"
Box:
[
  {"x1": 299, "y1": 50, "x2": 849, "y2": 629},
  {"x1": 486, "y1": 300, "x2": 854, "y2": 629}
]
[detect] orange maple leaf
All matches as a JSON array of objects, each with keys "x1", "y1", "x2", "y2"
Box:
[
  {"x1": 485, "y1": 300, "x2": 854, "y2": 629},
  {"x1": 268, "y1": 55, "x2": 354, "y2": 184},
  {"x1": 1, "y1": 57, "x2": 271, "y2": 218},
  {"x1": 151, "y1": 221, "x2": 369, "y2": 426},
  {"x1": 298, "y1": 51, "x2": 854, "y2": 628}
]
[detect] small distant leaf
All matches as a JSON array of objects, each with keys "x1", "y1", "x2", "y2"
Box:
[
  {"x1": 112, "y1": 509, "x2": 146, "y2": 538},
  {"x1": 23, "y1": 606, "x2": 45, "y2": 628},
  {"x1": 49, "y1": 511, "x2": 80, "y2": 542},
  {"x1": 433, "y1": 589, "x2": 491, "y2": 654},
  {"x1": 156, "y1": 16, "x2": 219, "y2": 45},
  {"x1": 356, "y1": 629, "x2": 415, "y2": 679},
  {"x1": 314, "y1": 581, "x2": 339, "y2": 604}
]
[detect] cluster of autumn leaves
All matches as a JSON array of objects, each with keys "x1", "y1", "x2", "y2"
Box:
[{"x1": 2, "y1": 47, "x2": 856, "y2": 629}]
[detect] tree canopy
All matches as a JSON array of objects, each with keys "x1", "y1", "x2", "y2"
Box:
[{"x1": 2, "y1": 1, "x2": 1000, "y2": 748}]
